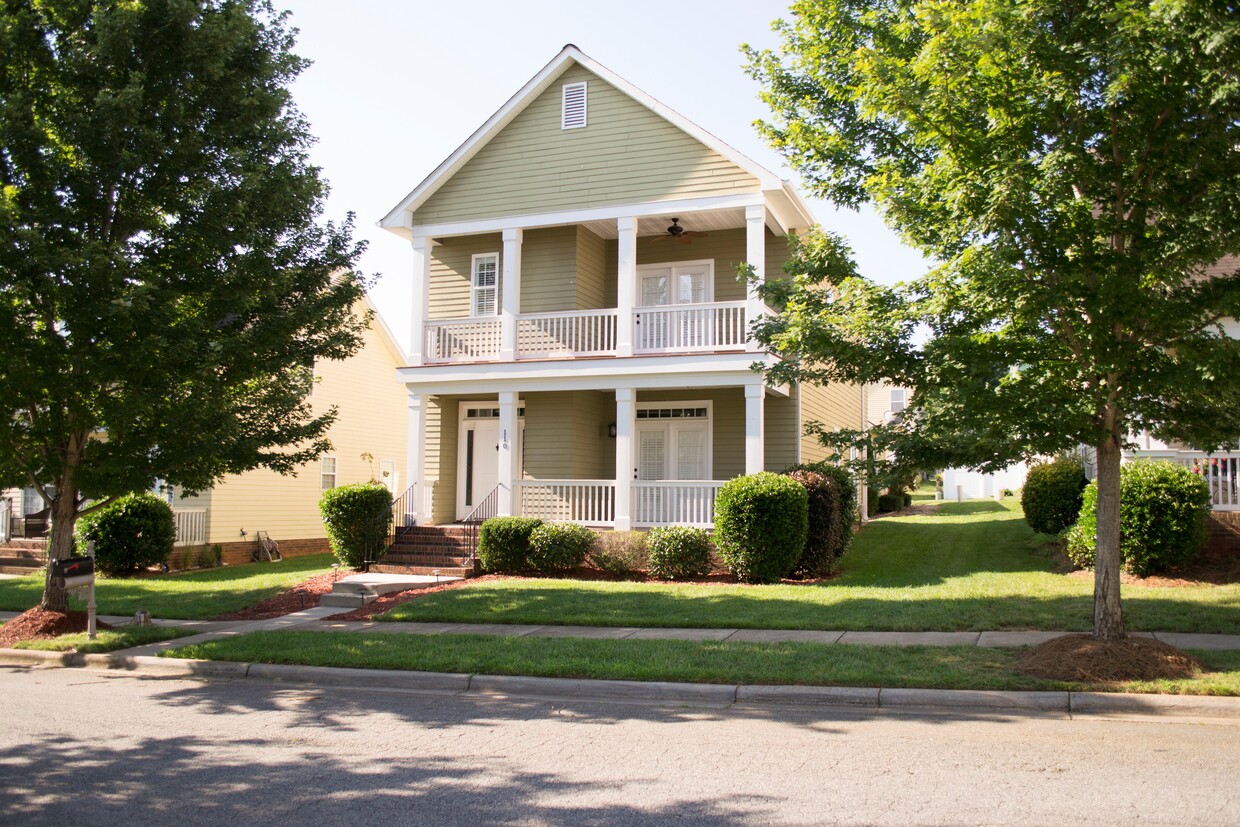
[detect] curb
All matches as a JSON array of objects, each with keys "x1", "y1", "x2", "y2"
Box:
[{"x1": 2, "y1": 647, "x2": 1238, "y2": 721}]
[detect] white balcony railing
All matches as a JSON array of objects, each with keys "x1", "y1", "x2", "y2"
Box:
[
  {"x1": 517, "y1": 309, "x2": 617, "y2": 358},
  {"x1": 634, "y1": 301, "x2": 747, "y2": 354},
  {"x1": 425, "y1": 318, "x2": 502, "y2": 363},
  {"x1": 1174, "y1": 452, "x2": 1240, "y2": 511},
  {"x1": 632, "y1": 481, "x2": 724, "y2": 527},
  {"x1": 516, "y1": 480, "x2": 616, "y2": 526},
  {"x1": 173, "y1": 508, "x2": 207, "y2": 546}
]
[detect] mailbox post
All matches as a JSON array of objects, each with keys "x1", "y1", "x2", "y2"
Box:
[{"x1": 51, "y1": 549, "x2": 97, "y2": 639}]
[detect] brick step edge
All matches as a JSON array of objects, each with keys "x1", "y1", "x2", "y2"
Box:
[
  {"x1": 0, "y1": 549, "x2": 48, "y2": 560},
  {"x1": 370, "y1": 564, "x2": 476, "y2": 578}
]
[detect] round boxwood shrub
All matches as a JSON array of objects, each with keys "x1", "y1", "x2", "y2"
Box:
[
  {"x1": 477, "y1": 516, "x2": 543, "y2": 573},
  {"x1": 785, "y1": 464, "x2": 856, "y2": 578},
  {"x1": 876, "y1": 492, "x2": 904, "y2": 513},
  {"x1": 1065, "y1": 460, "x2": 1212, "y2": 577},
  {"x1": 319, "y1": 482, "x2": 393, "y2": 569},
  {"x1": 714, "y1": 472, "x2": 808, "y2": 584},
  {"x1": 527, "y1": 522, "x2": 594, "y2": 573},
  {"x1": 75, "y1": 492, "x2": 176, "y2": 576},
  {"x1": 1021, "y1": 456, "x2": 1088, "y2": 535},
  {"x1": 646, "y1": 526, "x2": 714, "y2": 580}
]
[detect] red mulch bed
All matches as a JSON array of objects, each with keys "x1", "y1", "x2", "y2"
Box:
[
  {"x1": 1065, "y1": 544, "x2": 1240, "y2": 587},
  {"x1": 1016, "y1": 633, "x2": 1202, "y2": 682},
  {"x1": 212, "y1": 572, "x2": 338, "y2": 621},
  {"x1": 0, "y1": 608, "x2": 113, "y2": 648}
]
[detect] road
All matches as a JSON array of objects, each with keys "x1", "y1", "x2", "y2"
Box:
[{"x1": 0, "y1": 666, "x2": 1237, "y2": 826}]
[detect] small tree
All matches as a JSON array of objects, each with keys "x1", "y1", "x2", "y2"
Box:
[{"x1": 0, "y1": 1, "x2": 367, "y2": 610}]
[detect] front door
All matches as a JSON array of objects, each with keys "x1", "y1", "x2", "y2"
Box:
[
  {"x1": 637, "y1": 262, "x2": 712, "y2": 350},
  {"x1": 634, "y1": 404, "x2": 710, "y2": 523},
  {"x1": 458, "y1": 419, "x2": 499, "y2": 520}
]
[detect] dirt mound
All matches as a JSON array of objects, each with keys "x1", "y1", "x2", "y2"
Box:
[
  {"x1": 213, "y1": 572, "x2": 338, "y2": 620},
  {"x1": 0, "y1": 608, "x2": 113, "y2": 648},
  {"x1": 1016, "y1": 633, "x2": 1201, "y2": 682}
]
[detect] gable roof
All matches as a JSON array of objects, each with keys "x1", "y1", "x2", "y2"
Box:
[{"x1": 380, "y1": 45, "x2": 814, "y2": 235}]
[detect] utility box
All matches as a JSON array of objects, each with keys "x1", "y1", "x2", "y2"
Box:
[{"x1": 52, "y1": 555, "x2": 95, "y2": 589}]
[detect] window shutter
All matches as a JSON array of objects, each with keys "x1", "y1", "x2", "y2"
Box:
[{"x1": 562, "y1": 82, "x2": 587, "y2": 129}]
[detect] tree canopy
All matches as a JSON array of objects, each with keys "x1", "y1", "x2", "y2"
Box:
[
  {"x1": 745, "y1": 0, "x2": 1240, "y2": 638},
  {"x1": 0, "y1": 0, "x2": 368, "y2": 608}
]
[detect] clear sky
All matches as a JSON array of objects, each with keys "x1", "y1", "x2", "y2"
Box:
[{"x1": 278, "y1": 0, "x2": 932, "y2": 347}]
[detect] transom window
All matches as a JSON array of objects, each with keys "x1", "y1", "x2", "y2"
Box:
[
  {"x1": 465, "y1": 407, "x2": 525, "y2": 419},
  {"x1": 637, "y1": 407, "x2": 708, "y2": 419},
  {"x1": 471, "y1": 253, "x2": 499, "y2": 317}
]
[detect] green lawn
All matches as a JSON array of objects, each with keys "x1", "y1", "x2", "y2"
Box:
[
  {"x1": 382, "y1": 500, "x2": 1240, "y2": 634},
  {"x1": 0, "y1": 554, "x2": 336, "y2": 619},
  {"x1": 164, "y1": 630, "x2": 1240, "y2": 696},
  {"x1": 910, "y1": 479, "x2": 938, "y2": 503},
  {"x1": 15, "y1": 625, "x2": 192, "y2": 653}
]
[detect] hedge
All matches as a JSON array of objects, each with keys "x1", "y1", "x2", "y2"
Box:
[
  {"x1": 1022, "y1": 456, "x2": 1088, "y2": 535},
  {"x1": 319, "y1": 482, "x2": 393, "y2": 569},
  {"x1": 646, "y1": 526, "x2": 714, "y2": 580},
  {"x1": 527, "y1": 523, "x2": 595, "y2": 573},
  {"x1": 477, "y1": 516, "x2": 542, "y2": 573},
  {"x1": 785, "y1": 464, "x2": 856, "y2": 578},
  {"x1": 713, "y1": 472, "x2": 808, "y2": 584},
  {"x1": 75, "y1": 492, "x2": 176, "y2": 576}
]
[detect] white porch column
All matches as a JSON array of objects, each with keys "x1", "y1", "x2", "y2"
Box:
[
  {"x1": 406, "y1": 390, "x2": 426, "y2": 522},
  {"x1": 410, "y1": 237, "x2": 433, "y2": 366},
  {"x1": 616, "y1": 216, "x2": 637, "y2": 357},
  {"x1": 745, "y1": 204, "x2": 766, "y2": 353},
  {"x1": 497, "y1": 391, "x2": 519, "y2": 516},
  {"x1": 614, "y1": 387, "x2": 636, "y2": 530},
  {"x1": 500, "y1": 228, "x2": 522, "y2": 361},
  {"x1": 745, "y1": 383, "x2": 765, "y2": 474}
]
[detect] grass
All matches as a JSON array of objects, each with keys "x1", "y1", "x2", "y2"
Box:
[
  {"x1": 0, "y1": 554, "x2": 336, "y2": 619},
  {"x1": 163, "y1": 630, "x2": 1240, "y2": 696},
  {"x1": 14, "y1": 625, "x2": 192, "y2": 654},
  {"x1": 382, "y1": 500, "x2": 1240, "y2": 634},
  {"x1": 909, "y1": 479, "x2": 938, "y2": 503}
]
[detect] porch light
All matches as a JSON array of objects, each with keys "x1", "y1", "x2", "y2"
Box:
[{"x1": 608, "y1": 423, "x2": 617, "y2": 438}]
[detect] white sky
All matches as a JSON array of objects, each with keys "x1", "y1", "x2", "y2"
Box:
[{"x1": 279, "y1": 0, "x2": 932, "y2": 347}]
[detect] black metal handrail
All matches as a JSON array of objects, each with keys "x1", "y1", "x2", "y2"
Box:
[
  {"x1": 361, "y1": 483, "x2": 416, "y2": 573},
  {"x1": 462, "y1": 485, "x2": 500, "y2": 561}
]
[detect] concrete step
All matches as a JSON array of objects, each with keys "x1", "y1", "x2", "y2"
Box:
[{"x1": 320, "y1": 592, "x2": 376, "y2": 608}]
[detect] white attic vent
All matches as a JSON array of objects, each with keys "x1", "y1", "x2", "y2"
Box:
[{"x1": 561, "y1": 81, "x2": 587, "y2": 129}]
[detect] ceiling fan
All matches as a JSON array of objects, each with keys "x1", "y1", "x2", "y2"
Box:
[{"x1": 656, "y1": 217, "x2": 708, "y2": 244}]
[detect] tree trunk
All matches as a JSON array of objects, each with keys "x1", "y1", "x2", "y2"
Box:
[
  {"x1": 40, "y1": 483, "x2": 80, "y2": 613},
  {"x1": 1093, "y1": 437, "x2": 1125, "y2": 640}
]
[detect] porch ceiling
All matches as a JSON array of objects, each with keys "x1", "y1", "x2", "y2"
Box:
[{"x1": 579, "y1": 208, "x2": 746, "y2": 240}]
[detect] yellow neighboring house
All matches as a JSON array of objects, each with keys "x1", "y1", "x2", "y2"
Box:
[
  {"x1": 380, "y1": 45, "x2": 864, "y2": 532},
  {"x1": 168, "y1": 294, "x2": 409, "y2": 565}
]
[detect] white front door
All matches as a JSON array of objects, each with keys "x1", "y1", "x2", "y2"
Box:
[{"x1": 458, "y1": 419, "x2": 499, "y2": 520}]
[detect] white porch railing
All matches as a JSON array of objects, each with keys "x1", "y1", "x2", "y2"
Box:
[
  {"x1": 517, "y1": 309, "x2": 617, "y2": 358},
  {"x1": 173, "y1": 508, "x2": 207, "y2": 546},
  {"x1": 424, "y1": 317, "x2": 502, "y2": 363},
  {"x1": 1173, "y1": 452, "x2": 1240, "y2": 511},
  {"x1": 634, "y1": 301, "x2": 747, "y2": 354},
  {"x1": 516, "y1": 480, "x2": 616, "y2": 526},
  {"x1": 0, "y1": 499, "x2": 10, "y2": 544},
  {"x1": 632, "y1": 481, "x2": 724, "y2": 527}
]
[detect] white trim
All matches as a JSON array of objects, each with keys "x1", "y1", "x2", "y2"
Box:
[
  {"x1": 561, "y1": 80, "x2": 587, "y2": 129},
  {"x1": 470, "y1": 252, "x2": 500, "y2": 318},
  {"x1": 379, "y1": 45, "x2": 800, "y2": 231},
  {"x1": 635, "y1": 259, "x2": 714, "y2": 307},
  {"x1": 407, "y1": 193, "x2": 767, "y2": 241}
]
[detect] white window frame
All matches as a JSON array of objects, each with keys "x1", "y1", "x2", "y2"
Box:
[
  {"x1": 635, "y1": 260, "x2": 715, "y2": 307},
  {"x1": 320, "y1": 456, "x2": 337, "y2": 491},
  {"x1": 890, "y1": 388, "x2": 907, "y2": 414},
  {"x1": 634, "y1": 400, "x2": 713, "y2": 480},
  {"x1": 561, "y1": 81, "x2": 587, "y2": 129},
  {"x1": 471, "y1": 252, "x2": 499, "y2": 318}
]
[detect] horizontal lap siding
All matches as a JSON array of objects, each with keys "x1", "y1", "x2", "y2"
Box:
[
  {"x1": 429, "y1": 234, "x2": 502, "y2": 319},
  {"x1": 576, "y1": 227, "x2": 606, "y2": 310},
  {"x1": 414, "y1": 64, "x2": 761, "y2": 226},
  {"x1": 427, "y1": 395, "x2": 460, "y2": 525},
  {"x1": 799, "y1": 381, "x2": 864, "y2": 465},
  {"x1": 765, "y1": 388, "x2": 799, "y2": 472},
  {"x1": 521, "y1": 227, "x2": 579, "y2": 313}
]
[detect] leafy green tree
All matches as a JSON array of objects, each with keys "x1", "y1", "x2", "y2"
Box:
[
  {"x1": 745, "y1": 0, "x2": 1240, "y2": 639},
  {"x1": 0, "y1": 0, "x2": 368, "y2": 610}
]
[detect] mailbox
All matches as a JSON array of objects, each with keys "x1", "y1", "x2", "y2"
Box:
[{"x1": 52, "y1": 555, "x2": 95, "y2": 589}]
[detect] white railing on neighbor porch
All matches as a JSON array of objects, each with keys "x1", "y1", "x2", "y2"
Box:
[
  {"x1": 634, "y1": 301, "x2": 747, "y2": 354},
  {"x1": 516, "y1": 480, "x2": 616, "y2": 526},
  {"x1": 424, "y1": 318, "x2": 502, "y2": 363},
  {"x1": 633, "y1": 481, "x2": 724, "y2": 527},
  {"x1": 1172, "y1": 452, "x2": 1240, "y2": 511},
  {"x1": 0, "y1": 499, "x2": 10, "y2": 544},
  {"x1": 173, "y1": 508, "x2": 207, "y2": 546},
  {"x1": 517, "y1": 309, "x2": 617, "y2": 358}
]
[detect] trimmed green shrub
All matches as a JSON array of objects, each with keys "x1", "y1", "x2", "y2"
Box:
[
  {"x1": 527, "y1": 522, "x2": 595, "y2": 573},
  {"x1": 319, "y1": 482, "x2": 393, "y2": 569},
  {"x1": 477, "y1": 516, "x2": 543, "y2": 573},
  {"x1": 785, "y1": 464, "x2": 856, "y2": 578},
  {"x1": 588, "y1": 530, "x2": 648, "y2": 577},
  {"x1": 877, "y1": 492, "x2": 904, "y2": 513},
  {"x1": 866, "y1": 486, "x2": 881, "y2": 517},
  {"x1": 1021, "y1": 456, "x2": 1088, "y2": 535},
  {"x1": 714, "y1": 472, "x2": 808, "y2": 584},
  {"x1": 1065, "y1": 460, "x2": 1212, "y2": 577},
  {"x1": 75, "y1": 493, "x2": 176, "y2": 576},
  {"x1": 646, "y1": 526, "x2": 714, "y2": 580}
]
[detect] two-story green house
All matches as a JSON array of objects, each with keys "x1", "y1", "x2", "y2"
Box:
[{"x1": 381, "y1": 45, "x2": 863, "y2": 535}]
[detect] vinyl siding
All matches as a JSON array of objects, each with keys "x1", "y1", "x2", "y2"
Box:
[
  {"x1": 414, "y1": 64, "x2": 761, "y2": 226},
  {"x1": 198, "y1": 304, "x2": 408, "y2": 545},
  {"x1": 799, "y1": 381, "x2": 865, "y2": 465},
  {"x1": 520, "y1": 227, "x2": 579, "y2": 313},
  {"x1": 765, "y1": 387, "x2": 799, "y2": 472},
  {"x1": 521, "y1": 391, "x2": 609, "y2": 480},
  {"x1": 575, "y1": 227, "x2": 607, "y2": 310},
  {"x1": 428, "y1": 234, "x2": 503, "y2": 319},
  {"x1": 427, "y1": 394, "x2": 460, "y2": 525}
]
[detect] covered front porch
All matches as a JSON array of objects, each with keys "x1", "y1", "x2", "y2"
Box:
[{"x1": 404, "y1": 376, "x2": 796, "y2": 530}]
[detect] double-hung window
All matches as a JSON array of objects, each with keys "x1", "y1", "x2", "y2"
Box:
[{"x1": 471, "y1": 253, "x2": 499, "y2": 317}]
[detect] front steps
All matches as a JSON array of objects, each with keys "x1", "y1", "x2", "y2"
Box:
[
  {"x1": 371, "y1": 524, "x2": 479, "y2": 579},
  {"x1": 0, "y1": 538, "x2": 47, "y2": 575}
]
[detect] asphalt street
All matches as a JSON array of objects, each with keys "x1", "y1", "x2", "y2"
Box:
[{"x1": 1, "y1": 666, "x2": 1237, "y2": 826}]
